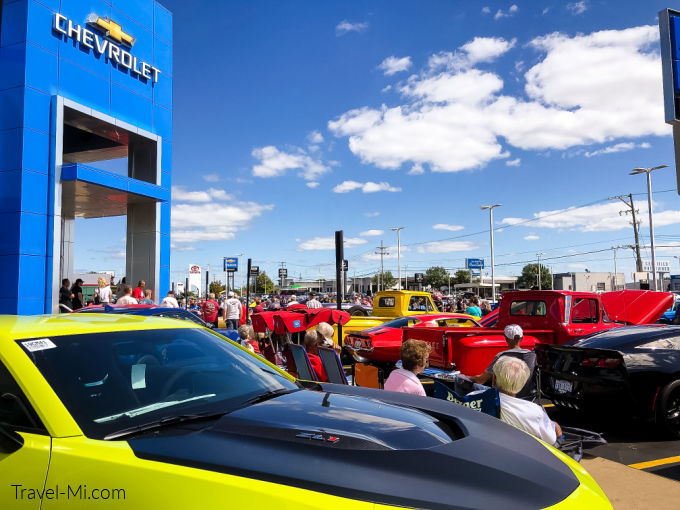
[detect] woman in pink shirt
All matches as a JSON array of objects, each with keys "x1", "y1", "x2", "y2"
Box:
[{"x1": 384, "y1": 339, "x2": 431, "y2": 396}]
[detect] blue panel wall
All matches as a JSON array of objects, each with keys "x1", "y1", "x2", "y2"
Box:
[{"x1": 0, "y1": 0, "x2": 173, "y2": 314}]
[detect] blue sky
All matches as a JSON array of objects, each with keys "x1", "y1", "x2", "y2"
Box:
[{"x1": 75, "y1": 0, "x2": 680, "y2": 285}]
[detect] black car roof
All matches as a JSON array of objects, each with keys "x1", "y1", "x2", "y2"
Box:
[{"x1": 575, "y1": 325, "x2": 680, "y2": 350}]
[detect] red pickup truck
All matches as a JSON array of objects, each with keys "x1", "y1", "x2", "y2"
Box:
[{"x1": 352, "y1": 290, "x2": 673, "y2": 375}]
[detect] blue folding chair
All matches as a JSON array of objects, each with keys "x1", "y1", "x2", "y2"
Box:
[
  {"x1": 285, "y1": 344, "x2": 318, "y2": 382},
  {"x1": 432, "y1": 379, "x2": 500, "y2": 418},
  {"x1": 318, "y1": 347, "x2": 348, "y2": 385}
]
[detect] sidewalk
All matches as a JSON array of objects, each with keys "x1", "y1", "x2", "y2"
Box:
[{"x1": 582, "y1": 456, "x2": 680, "y2": 509}]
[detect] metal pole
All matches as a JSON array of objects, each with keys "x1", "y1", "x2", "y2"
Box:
[
  {"x1": 490, "y1": 207, "x2": 496, "y2": 302},
  {"x1": 613, "y1": 247, "x2": 618, "y2": 291},
  {"x1": 246, "y1": 259, "x2": 252, "y2": 319},
  {"x1": 629, "y1": 194, "x2": 643, "y2": 272},
  {"x1": 335, "y1": 231, "x2": 344, "y2": 348},
  {"x1": 397, "y1": 231, "x2": 402, "y2": 290},
  {"x1": 646, "y1": 172, "x2": 658, "y2": 291}
]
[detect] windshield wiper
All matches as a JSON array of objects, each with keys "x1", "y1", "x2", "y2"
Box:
[
  {"x1": 233, "y1": 388, "x2": 300, "y2": 412},
  {"x1": 104, "y1": 411, "x2": 227, "y2": 441}
]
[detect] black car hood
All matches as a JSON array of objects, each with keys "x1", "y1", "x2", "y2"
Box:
[{"x1": 130, "y1": 386, "x2": 579, "y2": 509}]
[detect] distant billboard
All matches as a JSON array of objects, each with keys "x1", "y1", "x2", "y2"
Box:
[
  {"x1": 224, "y1": 257, "x2": 238, "y2": 272},
  {"x1": 466, "y1": 258, "x2": 485, "y2": 270}
]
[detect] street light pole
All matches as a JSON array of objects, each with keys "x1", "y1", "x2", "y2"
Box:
[
  {"x1": 630, "y1": 165, "x2": 668, "y2": 291},
  {"x1": 237, "y1": 253, "x2": 244, "y2": 294},
  {"x1": 390, "y1": 227, "x2": 404, "y2": 290},
  {"x1": 481, "y1": 204, "x2": 501, "y2": 302}
]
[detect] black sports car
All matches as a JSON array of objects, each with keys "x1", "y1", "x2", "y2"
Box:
[{"x1": 536, "y1": 325, "x2": 680, "y2": 437}]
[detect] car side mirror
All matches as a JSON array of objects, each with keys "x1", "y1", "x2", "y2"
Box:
[{"x1": 0, "y1": 422, "x2": 24, "y2": 454}]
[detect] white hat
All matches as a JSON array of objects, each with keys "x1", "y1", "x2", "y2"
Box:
[
  {"x1": 228, "y1": 291, "x2": 235, "y2": 297},
  {"x1": 504, "y1": 324, "x2": 523, "y2": 341}
]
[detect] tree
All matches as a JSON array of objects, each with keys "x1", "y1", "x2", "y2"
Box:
[
  {"x1": 517, "y1": 263, "x2": 552, "y2": 290},
  {"x1": 452, "y1": 269, "x2": 471, "y2": 285},
  {"x1": 254, "y1": 272, "x2": 275, "y2": 293},
  {"x1": 209, "y1": 281, "x2": 225, "y2": 296},
  {"x1": 423, "y1": 266, "x2": 449, "y2": 290},
  {"x1": 372, "y1": 270, "x2": 396, "y2": 290}
]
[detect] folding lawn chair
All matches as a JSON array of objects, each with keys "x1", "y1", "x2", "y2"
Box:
[
  {"x1": 351, "y1": 363, "x2": 384, "y2": 389},
  {"x1": 318, "y1": 347, "x2": 348, "y2": 385},
  {"x1": 284, "y1": 344, "x2": 318, "y2": 382}
]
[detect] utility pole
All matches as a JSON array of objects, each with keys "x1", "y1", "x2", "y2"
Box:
[
  {"x1": 375, "y1": 241, "x2": 389, "y2": 291},
  {"x1": 536, "y1": 252, "x2": 546, "y2": 291},
  {"x1": 611, "y1": 194, "x2": 643, "y2": 272}
]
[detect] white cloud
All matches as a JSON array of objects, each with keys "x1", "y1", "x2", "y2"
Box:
[
  {"x1": 381, "y1": 84, "x2": 392, "y2": 93},
  {"x1": 298, "y1": 236, "x2": 367, "y2": 251},
  {"x1": 172, "y1": 187, "x2": 272, "y2": 243},
  {"x1": 306, "y1": 181, "x2": 320, "y2": 188},
  {"x1": 524, "y1": 234, "x2": 540, "y2": 241},
  {"x1": 481, "y1": 6, "x2": 491, "y2": 15},
  {"x1": 307, "y1": 130, "x2": 324, "y2": 144},
  {"x1": 252, "y1": 146, "x2": 329, "y2": 181},
  {"x1": 172, "y1": 186, "x2": 232, "y2": 203},
  {"x1": 378, "y1": 56, "x2": 413, "y2": 76},
  {"x1": 408, "y1": 163, "x2": 425, "y2": 175},
  {"x1": 433, "y1": 223, "x2": 464, "y2": 231},
  {"x1": 332, "y1": 180, "x2": 401, "y2": 193},
  {"x1": 329, "y1": 26, "x2": 667, "y2": 174},
  {"x1": 567, "y1": 1, "x2": 587, "y2": 15},
  {"x1": 365, "y1": 211, "x2": 381, "y2": 217},
  {"x1": 417, "y1": 241, "x2": 478, "y2": 254},
  {"x1": 336, "y1": 20, "x2": 368, "y2": 36},
  {"x1": 505, "y1": 158, "x2": 521, "y2": 166},
  {"x1": 494, "y1": 4, "x2": 518, "y2": 20},
  {"x1": 360, "y1": 229, "x2": 384, "y2": 237},
  {"x1": 501, "y1": 201, "x2": 680, "y2": 232},
  {"x1": 584, "y1": 142, "x2": 651, "y2": 157},
  {"x1": 203, "y1": 173, "x2": 219, "y2": 183}
]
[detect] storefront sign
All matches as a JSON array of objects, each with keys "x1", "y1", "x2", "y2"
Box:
[{"x1": 53, "y1": 13, "x2": 161, "y2": 83}]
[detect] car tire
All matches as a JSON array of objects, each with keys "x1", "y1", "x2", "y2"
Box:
[
  {"x1": 656, "y1": 379, "x2": 680, "y2": 439},
  {"x1": 347, "y1": 305, "x2": 369, "y2": 317}
]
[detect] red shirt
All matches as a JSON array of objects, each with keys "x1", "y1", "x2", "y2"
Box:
[
  {"x1": 307, "y1": 353, "x2": 328, "y2": 382},
  {"x1": 201, "y1": 300, "x2": 219, "y2": 322},
  {"x1": 133, "y1": 287, "x2": 144, "y2": 300},
  {"x1": 239, "y1": 304, "x2": 247, "y2": 326}
]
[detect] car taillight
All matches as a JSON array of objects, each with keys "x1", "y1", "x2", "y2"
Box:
[{"x1": 580, "y1": 357, "x2": 621, "y2": 368}]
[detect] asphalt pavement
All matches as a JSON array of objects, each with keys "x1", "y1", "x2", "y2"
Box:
[{"x1": 544, "y1": 403, "x2": 680, "y2": 482}]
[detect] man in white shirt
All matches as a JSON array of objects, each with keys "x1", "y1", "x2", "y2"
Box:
[
  {"x1": 468, "y1": 324, "x2": 535, "y2": 385},
  {"x1": 116, "y1": 285, "x2": 138, "y2": 305},
  {"x1": 223, "y1": 291, "x2": 241, "y2": 330},
  {"x1": 286, "y1": 295, "x2": 299, "y2": 306},
  {"x1": 306, "y1": 293, "x2": 322, "y2": 309},
  {"x1": 493, "y1": 356, "x2": 561, "y2": 445},
  {"x1": 160, "y1": 291, "x2": 179, "y2": 308}
]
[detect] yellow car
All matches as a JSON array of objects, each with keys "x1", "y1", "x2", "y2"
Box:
[{"x1": 0, "y1": 314, "x2": 611, "y2": 509}]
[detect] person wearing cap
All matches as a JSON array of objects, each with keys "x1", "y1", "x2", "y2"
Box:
[
  {"x1": 223, "y1": 291, "x2": 241, "y2": 330},
  {"x1": 306, "y1": 292, "x2": 322, "y2": 309},
  {"x1": 467, "y1": 324, "x2": 535, "y2": 385}
]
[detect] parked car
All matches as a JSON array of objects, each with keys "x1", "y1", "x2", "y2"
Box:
[
  {"x1": 0, "y1": 313, "x2": 611, "y2": 509},
  {"x1": 74, "y1": 305, "x2": 240, "y2": 341},
  {"x1": 344, "y1": 313, "x2": 479, "y2": 364},
  {"x1": 536, "y1": 325, "x2": 680, "y2": 438}
]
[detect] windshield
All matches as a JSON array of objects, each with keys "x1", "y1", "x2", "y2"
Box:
[
  {"x1": 377, "y1": 317, "x2": 422, "y2": 329},
  {"x1": 17, "y1": 328, "x2": 298, "y2": 439}
]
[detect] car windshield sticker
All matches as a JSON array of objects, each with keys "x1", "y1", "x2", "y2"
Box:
[
  {"x1": 131, "y1": 364, "x2": 147, "y2": 390},
  {"x1": 22, "y1": 338, "x2": 57, "y2": 352}
]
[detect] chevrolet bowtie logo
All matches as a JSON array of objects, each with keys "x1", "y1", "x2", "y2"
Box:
[{"x1": 86, "y1": 14, "x2": 135, "y2": 47}]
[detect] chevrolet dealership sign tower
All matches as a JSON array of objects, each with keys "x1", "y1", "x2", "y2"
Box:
[{"x1": 0, "y1": 0, "x2": 173, "y2": 313}]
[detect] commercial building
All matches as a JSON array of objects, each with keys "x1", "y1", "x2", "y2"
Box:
[
  {"x1": 0, "y1": 0, "x2": 172, "y2": 313},
  {"x1": 553, "y1": 272, "x2": 624, "y2": 293}
]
